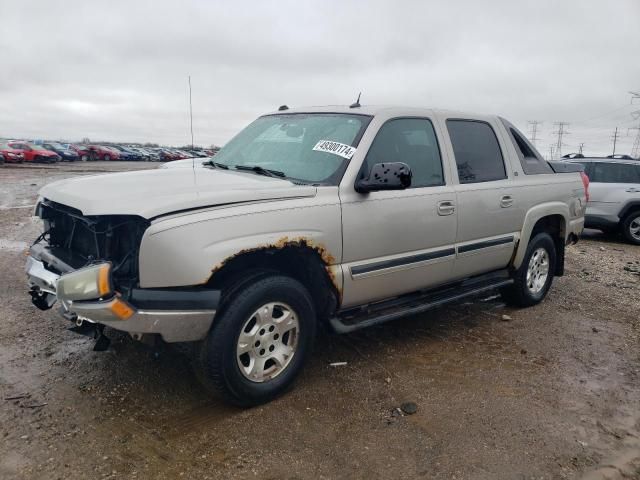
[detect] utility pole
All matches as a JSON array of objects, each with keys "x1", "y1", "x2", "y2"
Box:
[
  {"x1": 629, "y1": 111, "x2": 640, "y2": 159},
  {"x1": 578, "y1": 142, "x2": 585, "y2": 155},
  {"x1": 188, "y1": 75, "x2": 194, "y2": 150},
  {"x1": 548, "y1": 144, "x2": 555, "y2": 161},
  {"x1": 611, "y1": 126, "x2": 621, "y2": 156},
  {"x1": 630, "y1": 125, "x2": 640, "y2": 159},
  {"x1": 628, "y1": 92, "x2": 640, "y2": 159},
  {"x1": 528, "y1": 120, "x2": 542, "y2": 146},
  {"x1": 552, "y1": 122, "x2": 570, "y2": 159}
]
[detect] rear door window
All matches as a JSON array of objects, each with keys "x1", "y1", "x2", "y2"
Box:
[
  {"x1": 446, "y1": 120, "x2": 506, "y2": 183},
  {"x1": 591, "y1": 163, "x2": 640, "y2": 183}
]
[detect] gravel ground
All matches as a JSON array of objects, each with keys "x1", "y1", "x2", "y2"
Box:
[{"x1": 1, "y1": 162, "x2": 639, "y2": 480}]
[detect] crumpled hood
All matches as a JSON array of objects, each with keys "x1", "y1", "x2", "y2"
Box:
[{"x1": 39, "y1": 167, "x2": 317, "y2": 219}]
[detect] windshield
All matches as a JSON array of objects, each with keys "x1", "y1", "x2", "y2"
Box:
[
  {"x1": 46, "y1": 142, "x2": 65, "y2": 149},
  {"x1": 213, "y1": 113, "x2": 371, "y2": 184}
]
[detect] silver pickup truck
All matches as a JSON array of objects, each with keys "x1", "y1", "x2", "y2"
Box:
[{"x1": 26, "y1": 105, "x2": 587, "y2": 406}]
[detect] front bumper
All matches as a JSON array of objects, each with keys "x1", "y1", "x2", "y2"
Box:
[{"x1": 26, "y1": 248, "x2": 218, "y2": 343}]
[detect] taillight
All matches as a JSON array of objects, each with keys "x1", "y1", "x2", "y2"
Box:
[{"x1": 580, "y1": 171, "x2": 590, "y2": 202}]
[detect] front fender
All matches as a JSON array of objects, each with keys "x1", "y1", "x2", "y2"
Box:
[{"x1": 138, "y1": 197, "x2": 342, "y2": 288}]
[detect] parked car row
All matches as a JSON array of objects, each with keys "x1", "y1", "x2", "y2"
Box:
[{"x1": 0, "y1": 141, "x2": 216, "y2": 164}]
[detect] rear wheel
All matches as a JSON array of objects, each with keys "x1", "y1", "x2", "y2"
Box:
[
  {"x1": 103, "y1": 154, "x2": 111, "y2": 161},
  {"x1": 197, "y1": 275, "x2": 316, "y2": 407},
  {"x1": 622, "y1": 211, "x2": 640, "y2": 245},
  {"x1": 501, "y1": 232, "x2": 556, "y2": 307}
]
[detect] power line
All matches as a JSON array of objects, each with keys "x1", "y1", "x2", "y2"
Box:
[
  {"x1": 527, "y1": 120, "x2": 542, "y2": 146},
  {"x1": 552, "y1": 122, "x2": 570, "y2": 159},
  {"x1": 570, "y1": 104, "x2": 634, "y2": 124}
]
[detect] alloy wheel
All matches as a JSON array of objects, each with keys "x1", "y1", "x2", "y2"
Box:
[
  {"x1": 526, "y1": 247, "x2": 550, "y2": 294},
  {"x1": 236, "y1": 302, "x2": 299, "y2": 383},
  {"x1": 629, "y1": 215, "x2": 640, "y2": 241}
]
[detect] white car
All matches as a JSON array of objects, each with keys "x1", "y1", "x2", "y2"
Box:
[{"x1": 567, "y1": 157, "x2": 640, "y2": 244}]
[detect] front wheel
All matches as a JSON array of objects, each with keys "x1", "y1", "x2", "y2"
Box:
[
  {"x1": 622, "y1": 211, "x2": 640, "y2": 245},
  {"x1": 501, "y1": 232, "x2": 556, "y2": 307},
  {"x1": 103, "y1": 154, "x2": 110, "y2": 161},
  {"x1": 197, "y1": 275, "x2": 316, "y2": 407}
]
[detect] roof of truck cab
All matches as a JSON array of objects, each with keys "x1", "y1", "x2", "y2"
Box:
[{"x1": 264, "y1": 105, "x2": 496, "y2": 120}]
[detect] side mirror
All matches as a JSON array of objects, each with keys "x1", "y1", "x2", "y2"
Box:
[{"x1": 355, "y1": 162, "x2": 412, "y2": 193}]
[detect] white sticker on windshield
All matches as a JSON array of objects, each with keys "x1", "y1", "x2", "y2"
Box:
[{"x1": 312, "y1": 140, "x2": 357, "y2": 159}]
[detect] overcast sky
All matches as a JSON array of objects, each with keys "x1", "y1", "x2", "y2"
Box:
[{"x1": 1, "y1": 0, "x2": 639, "y2": 157}]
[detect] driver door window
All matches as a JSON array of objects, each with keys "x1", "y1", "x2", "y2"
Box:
[
  {"x1": 340, "y1": 116, "x2": 457, "y2": 307},
  {"x1": 363, "y1": 118, "x2": 444, "y2": 188}
]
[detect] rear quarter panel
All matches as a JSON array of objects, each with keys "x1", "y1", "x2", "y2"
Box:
[{"x1": 492, "y1": 122, "x2": 586, "y2": 269}]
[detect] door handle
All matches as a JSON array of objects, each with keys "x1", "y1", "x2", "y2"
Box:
[
  {"x1": 500, "y1": 195, "x2": 514, "y2": 208},
  {"x1": 437, "y1": 200, "x2": 456, "y2": 216}
]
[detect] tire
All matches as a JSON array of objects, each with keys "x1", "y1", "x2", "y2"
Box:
[
  {"x1": 501, "y1": 232, "x2": 556, "y2": 307},
  {"x1": 622, "y1": 211, "x2": 640, "y2": 245},
  {"x1": 197, "y1": 275, "x2": 316, "y2": 407},
  {"x1": 103, "y1": 154, "x2": 110, "y2": 161}
]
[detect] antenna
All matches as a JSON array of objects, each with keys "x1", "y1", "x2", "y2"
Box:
[
  {"x1": 349, "y1": 92, "x2": 361, "y2": 109},
  {"x1": 188, "y1": 75, "x2": 194, "y2": 150}
]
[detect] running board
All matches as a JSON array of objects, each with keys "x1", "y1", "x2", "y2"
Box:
[{"x1": 330, "y1": 272, "x2": 513, "y2": 334}]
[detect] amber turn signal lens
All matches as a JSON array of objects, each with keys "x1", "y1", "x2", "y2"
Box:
[
  {"x1": 97, "y1": 264, "x2": 112, "y2": 297},
  {"x1": 110, "y1": 299, "x2": 135, "y2": 320}
]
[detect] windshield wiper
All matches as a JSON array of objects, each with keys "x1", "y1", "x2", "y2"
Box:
[
  {"x1": 234, "y1": 165, "x2": 286, "y2": 178},
  {"x1": 202, "y1": 159, "x2": 229, "y2": 169}
]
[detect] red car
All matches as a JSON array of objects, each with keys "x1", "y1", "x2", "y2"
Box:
[
  {"x1": 69, "y1": 144, "x2": 90, "y2": 161},
  {"x1": 8, "y1": 142, "x2": 59, "y2": 163},
  {"x1": 0, "y1": 143, "x2": 25, "y2": 163},
  {"x1": 86, "y1": 145, "x2": 120, "y2": 161}
]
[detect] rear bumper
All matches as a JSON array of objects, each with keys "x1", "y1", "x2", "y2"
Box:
[
  {"x1": 26, "y1": 248, "x2": 218, "y2": 343},
  {"x1": 567, "y1": 217, "x2": 585, "y2": 244}
]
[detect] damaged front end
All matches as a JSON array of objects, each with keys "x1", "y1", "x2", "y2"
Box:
[
  {"x1": 26, "y1": 199, "x2": 219, "y2": 347},
  {"x1": 28, "y1": 199, "x2": 148, "y2": 309}
]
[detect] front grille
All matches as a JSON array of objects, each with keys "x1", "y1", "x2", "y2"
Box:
[{"x1": 38, "y1": 200, "x2": 149, "y2": 288}]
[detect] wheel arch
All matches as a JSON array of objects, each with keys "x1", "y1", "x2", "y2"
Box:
[
  {"x1": 206, "y1": 239, "x2": 342, "y2": 323},
  {"x1": 619, "y1": 201, "x2": 640, "y2": 220},
  {"x1": 513, "y1": 203, "x2": 569, "y2": 273}
]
